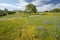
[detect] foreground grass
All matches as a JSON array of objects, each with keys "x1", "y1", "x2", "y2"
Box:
[{"x1": 0, "y1": 13, "x2": 60, "y2": 40}]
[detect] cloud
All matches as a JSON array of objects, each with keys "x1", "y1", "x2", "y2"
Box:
[
  {"x1": 0, "y1": 3, "x2": 19, "y2": 10},
  {"x1": 16, "y1": 0, "x2": 29, "y2": 10},
  {"x1": 37, "y1": 3, "x2": 60, "y2": 12},
  {"x1": 31, "y1": 0, "x2": 51, "y2": 6},
  {"x1": 55, "y1": 3, "x2": 60, "y2": 8},
  {"x1": 0, "y1": 0, "x2": 60, "y2": 12},
  {"x1": 37, "y1": 4, "x2": 54, "y2": 12},
  {"x1": 0, "y1": 3, "x2": 26, "y2": 10},
  {"x1": 0, "y1": 0, "x2": 29, "y2": 10},
  {"x1": 0, "y1": 3, "x2": 17, "y2": 7}
]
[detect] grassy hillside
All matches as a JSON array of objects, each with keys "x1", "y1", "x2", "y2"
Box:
[
  {"x1": 0, "y1": 13, "x2": 60, "y2": 40},
  {"x1": 0, "y1": 11, "x2": 34, "y2": 19}
]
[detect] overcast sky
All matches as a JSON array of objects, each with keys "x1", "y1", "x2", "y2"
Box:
[{"x1": 0, "y1": 0, "x2": 60, "y2": 12}]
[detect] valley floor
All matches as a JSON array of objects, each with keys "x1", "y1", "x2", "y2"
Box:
[{"x1": 0, "y1": 13, "x2": 60, "y2": 40}]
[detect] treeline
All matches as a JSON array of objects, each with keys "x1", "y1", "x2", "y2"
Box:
[
  {"x1": 0, "y1": 8, "x2": 60, "y2": 16},
  {"x1": 44, "y1": 8, "x2": 60, "y2": 13},
  {"x1": 0, "y1": 9, "x2": 16, "y2": 16}
]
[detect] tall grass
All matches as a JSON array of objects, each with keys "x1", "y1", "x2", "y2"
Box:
[{"x1": 0, "y1": 13, "x2": 60, "y2": 40}]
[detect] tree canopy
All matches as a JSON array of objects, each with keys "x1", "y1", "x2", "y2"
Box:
[
  {"x1": 51, "y1": 8, "x2": 60, "y2": 12},
  {"x1": 25, "y1": 4, "x2": 37, "y2": 13}
]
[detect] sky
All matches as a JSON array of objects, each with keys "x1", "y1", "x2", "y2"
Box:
[{"x1": 0, "y1": 0, "x2": 60, "y2": 12}]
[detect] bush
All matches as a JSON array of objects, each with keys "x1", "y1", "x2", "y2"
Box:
[
  {"x1": 8, "y1": 11, "x2": 16, "y2": 15},
  {"x1": 41, "y1": 13, "x2": 47, "y2": 15},
  {"x1": 0, "y1": 11, "x2": 7, "y2": 16},
  {"x1": 51, "y1": 8, "x2": 60, "y2": 12}
]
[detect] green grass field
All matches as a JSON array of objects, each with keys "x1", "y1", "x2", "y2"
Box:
[
  {"x1": 0, "y1": 11, "x2": 34, "y2": 19},
  {"x1": 0, "y1": 12, "x2": 60, "y2": 40}
]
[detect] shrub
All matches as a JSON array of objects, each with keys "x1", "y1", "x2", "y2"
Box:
[
  {"x1": 8, "y1": 11, "x2": 16, "y2": 15},
  {"x1": 0, "y1": 11, "x2": 7, "y2": 16}
]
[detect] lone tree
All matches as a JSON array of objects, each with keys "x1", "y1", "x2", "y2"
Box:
[
  {"x1": 0, "y1": 9, "x2": 8, "y2": 16},
  {"x1": 25, "y1": 4, "x2": 37, "y2": 13}
]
